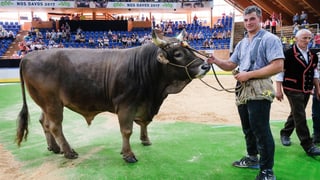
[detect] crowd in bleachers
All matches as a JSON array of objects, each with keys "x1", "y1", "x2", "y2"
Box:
[
  {"x1": 0, "y1": 13, "x2": 232, "y2": 59},
  {"x1": 0, "y1": 21, "x2": 21, "y2": 57}
]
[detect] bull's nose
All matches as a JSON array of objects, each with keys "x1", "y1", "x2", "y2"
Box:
[{"x1": 201, "y1": 63, "x2": 210, "y2": 71}]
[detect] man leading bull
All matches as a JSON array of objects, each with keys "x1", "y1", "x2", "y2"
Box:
[{"x1": 207, "y1": 5, "x2": 284, "y2": 180}]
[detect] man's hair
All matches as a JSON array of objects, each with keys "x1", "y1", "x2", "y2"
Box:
[
  {"x1": 243, "y1": 5, "x2": 262, "y2": 18},
  {"x1": 295, "y1": 28, "x2": 312, "y2": 38}
]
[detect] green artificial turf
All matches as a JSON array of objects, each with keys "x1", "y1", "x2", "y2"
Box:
[{"x1": 1, "y1": 83, "x2": 320, "y2": 180}]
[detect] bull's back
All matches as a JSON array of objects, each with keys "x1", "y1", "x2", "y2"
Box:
[{"x1": 21, "y1": 48, "x2": 126, "y2": 114}]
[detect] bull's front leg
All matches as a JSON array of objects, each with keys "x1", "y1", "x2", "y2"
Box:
[{"x1": 118, "y1": 115, "x2": 137, "y2": 163}]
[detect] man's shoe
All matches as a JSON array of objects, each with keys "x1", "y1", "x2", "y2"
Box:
[
  {"x1": 306, "y1": 145, "x2": 320, "y2": 156},
  {"x1": 232, "y1": 156, "x2": 260, "y2": 169},
  {"x1": 256, "y1": 169, "x2": 276, "y2": 180},
  {"x1": 280, "y1": 136, "x2": 291, "y2": 146},
  {"x1": 312, "y1": 134, "x2": 320, "y2": 144}
]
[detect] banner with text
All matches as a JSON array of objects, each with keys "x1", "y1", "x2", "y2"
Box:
[{"x1": 0, "y1": 1, "x2": 75, "y2": 8}]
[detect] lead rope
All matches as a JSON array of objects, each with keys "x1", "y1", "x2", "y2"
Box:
[
  {"x1": 187, "y1": 46, "x2": 243, "y2": 93},
  {"x1": 199, "y1": 65, "x2": 243, "y2": 93}
]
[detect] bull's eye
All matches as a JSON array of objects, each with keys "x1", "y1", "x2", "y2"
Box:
[{"x1": 174, "y1": 51, "x2": 183, "y2": 59}]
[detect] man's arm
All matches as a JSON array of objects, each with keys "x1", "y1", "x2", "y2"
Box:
[
  {"x1": 234, "y1": 58, "x2": 284, "y2": 82},
  {"x1": 206, "y1": 56, "x2": 237, "y2": 71}
]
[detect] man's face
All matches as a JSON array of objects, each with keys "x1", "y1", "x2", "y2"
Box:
[
  {"x1": 243, "y1": 12, "x2": 261, "y2": 33},
  {"x1": 296, "y1": 32, "x2": 312, "y2": 50}
]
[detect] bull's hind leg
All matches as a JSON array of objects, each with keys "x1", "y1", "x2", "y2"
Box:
[
  {"x1": 134, "y1": 119, "x2": 152, "y2": 146},
  {"x1": 39, "y1": 112, "x2": 60, "y2": 154},
  {"x1": 44, "y1": 106, "x2": 78, "y2": 159}
]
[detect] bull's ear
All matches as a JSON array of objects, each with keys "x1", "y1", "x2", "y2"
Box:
[
  {"x1": 176, "y1": 29, "x2": 186, "y2": 42},
  {"x1": 157, "y1": 52, "x2": 169, "y2": 64},
  {"x1": 152, "y1": 29, "x2": 167, "y2": 47}
]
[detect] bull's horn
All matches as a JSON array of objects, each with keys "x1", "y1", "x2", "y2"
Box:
[
  {"x1": 152, "y1": 29, "x2": 167, "y2": 47},
  {"x1": 176, "y1": 29, "x2": 186, "y2": 41}
]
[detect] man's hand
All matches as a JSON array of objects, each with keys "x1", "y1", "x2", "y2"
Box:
[{"x1": 234, "y1": 71, "x2": 252, "y2": 82}]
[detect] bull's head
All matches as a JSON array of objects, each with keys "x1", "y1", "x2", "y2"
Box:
[{"x1": 152, "y1": 29, "x2": 210, "y2": 80}]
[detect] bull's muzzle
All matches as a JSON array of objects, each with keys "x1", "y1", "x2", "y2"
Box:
[{"x1": 201, "y1": 63, "x2": 211, "y2": 71}]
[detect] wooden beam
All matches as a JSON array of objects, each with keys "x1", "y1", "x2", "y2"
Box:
[
  {"x1": 274, "y1": 0, "x2": 301, "y2": 15},
  {"x1": 301, "y1": 0, "x2": 320, "y2": 16}
]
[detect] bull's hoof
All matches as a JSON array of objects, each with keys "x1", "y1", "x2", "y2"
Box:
[
  {"x1": 64, "y1": 149, "x2": 79, "y2": 159},
  {"x1": 141, "y1": 141, "x2": 152, "y2": 146},
  {"x1": 123, "y1": 155, "x2": 138, "y2": 163},
  {"x1": 47, "y1": 146, "x2": 61, "y2": 154}
]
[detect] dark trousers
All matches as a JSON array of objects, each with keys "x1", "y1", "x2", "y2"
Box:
[
  {"x1": 237, "y1": 100, "x2": 274, "y2": 170},
  {"x1": 312, "y1": 91, "x2": 320, "y2": 136},
  {"x1": 281, "y1": 90, "x2": 313, "y2": 151}
]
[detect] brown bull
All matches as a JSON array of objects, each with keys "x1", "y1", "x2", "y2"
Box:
[{"x1": 16, "y1": 30, "x2": 210, "y2": 163}]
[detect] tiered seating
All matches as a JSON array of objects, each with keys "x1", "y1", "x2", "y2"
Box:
[
  {"x1": 0, "y1": 21, "x2": 21, "y2": 37},
  {"x1": 0, "y1": 21, "x2": 21, "y2": 57},
  {"x1": 25, "y1": 16, "x2": 234, "y2": 52},
  {"x1": 0, "y1": 39, "x2": 13, "y2": 57}
]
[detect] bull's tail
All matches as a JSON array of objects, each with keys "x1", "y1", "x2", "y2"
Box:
[{"x1": 16, "y1": 61, "x2": 30, "y2": 146}]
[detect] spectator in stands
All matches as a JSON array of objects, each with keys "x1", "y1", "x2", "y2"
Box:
[
  {"x1": 293, "y1": 13, "x2": 300, "y2": 24},
  {"x1": 151, "y1": 16, "x2": 156, "y2": 29},
  {"x1": 211, "y1": 30, "x2": 218, "y2": 39},
  {"x1": 76, "y1": 27, "x2": 83, "y2": 35},
  {"x1": 271, "y1": 18, "x2": 277, "y2": 34},
  {"x1": 288, "y1": 36, "x2": 295, "y2": 48},
  {"x1": 95, "y1": 0, "x2": 107, "y2": 8},
  {"x1": 281, "y1": 36, "x2": 288, "y2": 50},
  {"x1": 209, "y1": 38, "x2": 214, "y2": 49},
  {"x1": 193, "y1": 32, "x2": 199, "y2": 42},
  {"x1": 60, "y1": 23, "x2": 65, "y2": 32},
  {"x1": 103, "y1": 36, "x2": 109, "y2": 47},
  {"x1": 18, "y1": 41, "x2": 26, "y2": 55},
  {"x1": 23, "y1": 32, "x2": 32, "y2": 42},
  {"x1": 217, "y1": 31, "x2": 223, "y2": 39},
  {"x1": 11, "y1": 51, "x2": 20, "y2": 59},
  {"x1": 61, "y1": 30, "x2": 67, "y2": 40},
  {"x1": 66, "y1": 31, "x2": 71, "y2": 42},
  {"x1": 7, "y1": 30, "x2": 15, "y2": 39},
  {"x1": 45, "y1": 30, "x2": 51, "y2": 39},
  {"x1": 314, "y1": 33, "x2": 320, "y2": 49},
  {"x1": 193, "y1": 14, "x2": 198, "y2": 26},
  {"x1": 112, "y1": 33, "x2": 118, "y2": 42},
  {"x1": 88, "y1": 37, "x2": 95, "y2": 47},
  {"x1": 188, "y1": 32, "x2": 194, "y2": 41},
  {"x1": 97, "y1": 37, "x2": 104, "y2": 48},
  {"x1": 198, "y1": 31, "x2": 204, "y2": 40},
  {"x1": 226, "y1": 30, "x2": 231, "y2": 39},
  {"x1": 79, "y1": 33, "x2": 86, "y2": 43},
  {"x1": 165, "y1": 25, "x2": 173, "y2": 35},
  {"x1": 222, "y1": 29, "x2": 227, "y2": 39},
  {"x1": 75, "y1": 33, "x2": 81, "y2": 42},
  {"x1": 293, "y1": 22, "x2": 299, "y2": 35},
  {"x1": 264, "y1": 18, "x2": 271, "y2": 31},
  {"x1": 36, "y1": 31, "x2": 43, "y2": 40},
  {"x1": 177, "y1": 22, "x2": 184, "y2": 30},
  {"x1": 300, "y1": 10, "x2": 308, "y2": 24},
  {"x1": 301, "y1": 19, "x2": 309, "y2": 29},
  {"x1": 202, "y1": 38, "x2": 210, "y2": 49},
  {"x1": 56, "y1": 29, "x2": 62, "y2": 43},
  {"x1": 108, "y1": 29, "x2": 113, "y2": 38},
  {"x1": 65, "y1": 22, "x2": 70, "y2": 33},
  {"x1": 76, "y1": 0, "x2": 89, "y2": 8}
]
